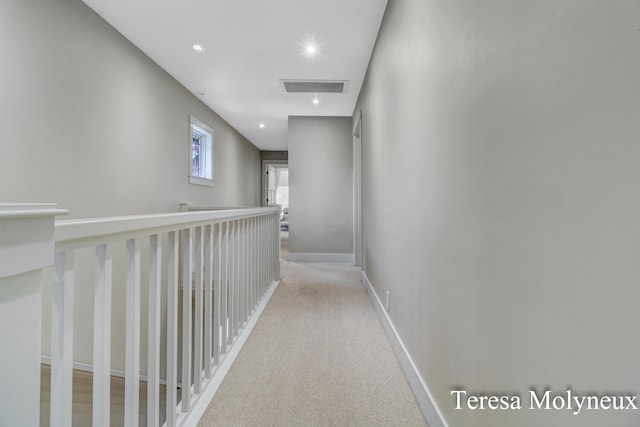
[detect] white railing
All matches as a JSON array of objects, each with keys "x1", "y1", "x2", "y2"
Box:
[{"x1": 0, "y1": 205, "x2": 281, "y2": 427}]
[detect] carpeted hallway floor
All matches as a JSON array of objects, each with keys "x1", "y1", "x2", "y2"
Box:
[{"x1": 198, "y1": 236, "x2": 427, "y2": 426}]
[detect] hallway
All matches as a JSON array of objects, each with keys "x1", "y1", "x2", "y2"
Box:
[{"x1": 198, "y1": 257, "x2": 427, "y2": 426}]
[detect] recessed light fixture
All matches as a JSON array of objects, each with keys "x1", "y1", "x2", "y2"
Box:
[
  {"x1": 192, "y1": 44, "x2": 206, "y2": 52},
  {"x1": 259, "y1": 123, "x2": 265, "y2": 128},
  {"x1": 299, "y1": 37, "x2": 323, "y2": 61},
  {"x1": 313, "y1": 98, "x2": 319, "y2": 105}
]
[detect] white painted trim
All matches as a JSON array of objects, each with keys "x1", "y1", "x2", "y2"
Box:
[
  {"x1": 361, "y1": 271, "x2": 449, "y2": 427},
  {"x1": 0, "y1": 203, "x2": 68, "y2": 219},
  {"x1": 287, "y1": 253, "x2": 354, "y2": 263},
  {"x1": 352, "y1": 109, "x2": 363, "y2": 267},
  {"x1": 54, "y1": 207, "x2": 278, "y2": 245},
  {"x1": 0, "y1": 203, "x2": 67, "y2": 279},
  {"x1": 189, "y1": 176, "x2": 215, "y2": 187},
  {"x1": 180, "y1": 279, "x2": 280, "y2": 427}
]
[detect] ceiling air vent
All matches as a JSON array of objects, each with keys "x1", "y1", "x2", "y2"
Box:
[{"x1": 280, "y1": 80, "x2": 348, "y2": 94}]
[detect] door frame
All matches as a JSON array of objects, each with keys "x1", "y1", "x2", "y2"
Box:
[
  {"x1": 261, "y1": 160, "x2": 288, "y2": 206},
  {"x1": 353, "y1": 110, "x2": 363, "y2": 267}
]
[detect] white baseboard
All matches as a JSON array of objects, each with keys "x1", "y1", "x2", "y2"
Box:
[
  {"x1": 361, "y1": 271, "x2": 448, "y2": 427},
  {"x1": 181, "y1": 279, "x2": 280, "y2": 427},
  {"x1": 287, "y1": 252, "x2": 354, "y2": 263}
]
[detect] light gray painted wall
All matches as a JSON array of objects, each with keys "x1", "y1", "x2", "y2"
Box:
[
  {"x1": 288, "y1": 116, "x2": 353, "y2": 256},
  {"x1": 355, "y1": 1, "x2": 640, "y2": 426},
  {"x1": 0, "y1": 0, "x2": 261, "y2": 220},
  {"x1": 0, "y1": 0, "x2": 261, "y2": 374},
  {"x1": 261, "y1": 151, "x2": 289, "y2": 162}
]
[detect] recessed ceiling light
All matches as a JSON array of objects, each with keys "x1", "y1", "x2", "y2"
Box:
[
  {"x1": 259, "y1": 123, "x2": 265, "y2": 128},
  {"x1": 305, "y1": 45, "x2": 317, "y2": 56},
  {"x1": 192, "y1": 44, "x2": 205, "y2": 52},
  {"x1": 312, "y1": 98, "x2": 319, "y2": 104}
]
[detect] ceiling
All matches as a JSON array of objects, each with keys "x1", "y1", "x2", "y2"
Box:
[{"x1": 81, "y1": 0, "x2": 388, "y2": 151}]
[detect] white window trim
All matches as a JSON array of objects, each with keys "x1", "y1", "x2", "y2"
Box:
[{"x1": 189, "y1": 115, "x2": 215, "y2": 187}]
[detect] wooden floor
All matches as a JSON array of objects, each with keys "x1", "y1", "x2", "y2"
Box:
[{"x1": 40, "y1": 364, "x2": 168, "y2": 427}]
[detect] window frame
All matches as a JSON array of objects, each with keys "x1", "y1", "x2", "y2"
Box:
[{"x1": 189, "y1": 115, "x2": 215, "y2": 187}]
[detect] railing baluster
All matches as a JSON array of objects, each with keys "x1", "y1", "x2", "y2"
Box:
[
  {"x1": 274, "y1": 214, "x2": 277, "y2": 278},
  {"x1": 46, "y1": 208, "x2": 278, "y2": 427},
  {"x1": 273, "y1": 213, "x2": 282, "y2": 281},
  {"x1": 228, "y1": 220, "x2": 233, "y2": 342},
  {"x1": 264, "y1": 215, "x2": 273, "y2": 288},
  {"x1": 248, "y1": 217, "x2": 256, "y2": 314},
  {"x1": 268, "y1": 216, "x2": 272, "y2": 286},
  {"x1": 247, "y1": 221, "x2": 256, "y2": 315},
  {"x1": 261, "y1": 216, "x2": 265, "y2": 296},
  {"x1": 267, "y1": 215, "x2": 271, "y2": 283},
  {"x1": 244, "y1": 218, "x2": 250, "y2": 317},
  {"x1": 235, "y1": 220, "x2": 240, "y2": 338},
  {"x1": 245, "y1": 218, "x2": 249, "y2": 323},
  {"x1": 93, "y1": 243, "x2": 112, "y2": 427},
  {"x1": 220, "y1": 222, "x2": 228, "y2": 355},
  {"x1": 268, "y1": 215, "x2": 272, "y2": 282},
  {"x1": 181, "y1": 228, "x2": 193, "y2": 413},
  {"x1": 261, "y1": 216, "x2": 264, "y2": 294},
  {"x1": 228, "y1": 221, "x2": 235, "y2": 345},
  {"x1": 271, "y1": 214, "x2": 275, "y2": 280},
  {"x1": 124, "y1": 239, "x2": 140, "y2": 427},
  {"x1": 257, "y1": 217, "x2": 261, "y2": 297},
  {"x1": 213, "y1": 223, "x2": 221, "y2": 364},
  {"x1": 272, "y1": 214, "x2": 276, "y2": 280},
  {"x1": 234, "y1": 219, "x2": 240, "y2": 336},
  {"x1": 203, "y1": 224, "x2": 213, "y2": 377},
  {"x1": 273, "y1": 213, "x2": 277, "y2": 280},
  {"x1": 147, "y1": 235, "x2": 161, "y2": 426},
  {"x1": 166, "y1": 231, "x2": 179, "y2": 427},
  {"x1": 236, "y1": 220, "x2": 241, "y2": 334},
  {"x1": 253, "y1": 217, "x2": 258, "y2": 309},
  {"x1": 238, "y1": 219, "x2": 243, "y2": 329},
  {"x1": 51, "y1": 251, "x2": 74, "y2": 427},
  {"x1": 193, "y1": 226, "x2": 204, "y2": 394},
  {"x1": 242, "y1": 218, "x2": 248, "y2": 324}
]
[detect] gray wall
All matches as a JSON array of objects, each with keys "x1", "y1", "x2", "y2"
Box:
[
  {"x1": 0, "y1": 0, "x2": 261, "y2": 220},
  {"x1": 288, "y1": 116, "x2": 353, "y2": 257},
  {"x1": 355, "y1": 1, "x2": 640, "y2": 426},
  {"x1": 0, "y1": 0, "x2": 262, "y2": 375},
  {"x1": 261, "y1": 151, "x2": 289, "y2": 162}
]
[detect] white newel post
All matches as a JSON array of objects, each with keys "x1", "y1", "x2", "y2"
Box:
[{"x1": 0, "y1": 203, "x2": 68, "y2": 426}]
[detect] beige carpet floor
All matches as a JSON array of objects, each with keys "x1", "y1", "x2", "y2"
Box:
[{"x1": 198, "y1": 254, "x2": 427, "y2": 426}]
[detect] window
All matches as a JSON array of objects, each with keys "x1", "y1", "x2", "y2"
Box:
[{"x1": 189, "y1": 116, "x2": 214, "y2": 186}]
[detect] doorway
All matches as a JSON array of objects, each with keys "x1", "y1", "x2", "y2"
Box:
[
  {"x1": 262, "y1": 160, "x2": 288, "y2": 207},
  {"x1": 262, "y1": 160, "x2": 289, "y2": 258}
]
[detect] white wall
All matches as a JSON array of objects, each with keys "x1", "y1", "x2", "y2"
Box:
[
  {"x1": 275, "y1": 169, "x2": 289, "y2": 206},
  {"x1": 288, "y1": 116, "x2": 353, "y2": 260},
  {"x1": 355, "y1": 1, "x2": 640, "y2": 426},
  {"x1": 0, "y1": 0, "x2": 261, "y2": 219}
]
